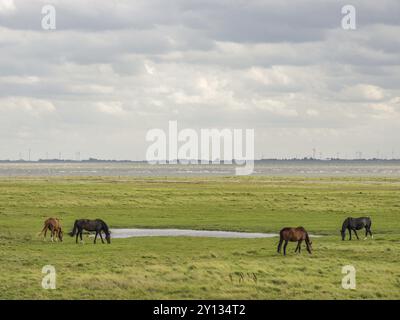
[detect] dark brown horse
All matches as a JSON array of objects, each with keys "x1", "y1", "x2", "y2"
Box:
[
  {"x1": 341, "y1": 217, "x2": 373, "y2": 240},
  {"x1": 38, "y1": 217, "x2": 63, "y2": 242},
  {"x1": 277, "y1": 227, "x2": 312, "y2": 255},
  {"x1": 69, "y1": 219, "x2": 111, "y2": 244}
]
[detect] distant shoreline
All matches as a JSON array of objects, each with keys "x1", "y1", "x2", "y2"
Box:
[{"x1": 1, "y1": 159, "x2": 400, "y2": 164}]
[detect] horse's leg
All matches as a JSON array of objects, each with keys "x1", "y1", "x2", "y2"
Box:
[
  {"x1": 348, "y1": 228, "x2": 352, "y2": 240},
  {"x1": 76, "y1": 233, "x2": 79, "y2": 244},
  {"x1": 283, "y1": 240, "x2": 288, "y2": 256},
  {"x1": 364, "y1": 227, "x2": 368, "y2": 240},
  {"x1": 49, "y1": 226, "x2": 54, "y2": 242},
  {"x1": 99, "y1": 231, "x2": 104, "y2": 244},
  {"x1": 277, "y1": 238, "x2": 283, "y2": 253},
  {"x1": 79, "y1": 231, "x2": 83, "y2": 244},
  {"x1": 94, "y1": 232, "x2": 98, "y2": 244},
  {"x1": 298, "y1": 240, "x2": 303, "y2": 253},
  {"x1": 306, "y1": 241, "x2": 312, "y2": 254},
  {"x1": 369, "y1": 228, "x2": 373, "y2": 239},
  {"x1": 295, "y1": 241, "x2": 300, "y2": 253},
  {"x1": 54, "y1": 228, "x2": 59, "y2": 242},
  {"x1": 353, "y1": 229, "x2": 359, "y2": 240}
]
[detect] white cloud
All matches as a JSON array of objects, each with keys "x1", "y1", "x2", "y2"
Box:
[
  {"x1": 96, "y1": 102, "x2": 125, "y2": 115},
  {"x1": 247, "y1": 67, "x2": 291, "y2": 86},
  {"x1": 341, "y1": 84, "x2": 385, "y2": 101},
  {"x1": 369, "y1": 103, "x2": 395, "y2": 113},
  {"x1": 253, "y1": 98, "x2": 298, "y2": 117},
  {"x1": 0, "y1": 75, "x2": 40, "y2": 84},
  {"x1": 306, "y1": 109, "x2": 319, "y2": 117},
  {"x1": 0, "y1": 0, "x2": 15, "y2": 14},
  {"x1": 0, "y1": 97, "x2": 55, "y2": 114},
  {"x1": 144, "y1": 61, "x2": 155, "y2": 75}
]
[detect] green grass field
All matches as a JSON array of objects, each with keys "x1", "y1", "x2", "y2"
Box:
[{"x1": 0, "y1": 176, "x2": 399, "y2": 299}]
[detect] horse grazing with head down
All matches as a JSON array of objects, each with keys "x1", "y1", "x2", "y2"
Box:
[
  {"x1": 38, "y1": 217, "x2": 63, "y2": 242},
  {"x1": 277, "y1": 227, "x2": 312, "y2": 256},
  {"x1": 69, "y1": 219, "x2": 111, "y2": 244},
  {"x1": 341, "y1": 217, "x2": 373, "y2": 240}
]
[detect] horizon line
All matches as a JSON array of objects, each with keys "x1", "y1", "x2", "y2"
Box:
[{"x1": 1, "y1": 158, "x2": 400, "y2": 163}]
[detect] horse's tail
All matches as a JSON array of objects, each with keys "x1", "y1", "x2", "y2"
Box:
[
  {"x1": 69, "y1": 220, "x2": 78, "y2": 236},
  {"x1": 37, "y1": 224, "x2": 47, "y2": 237},
  {"x1": 277, "y1": 229, "x2": 285, "y2": 253}
]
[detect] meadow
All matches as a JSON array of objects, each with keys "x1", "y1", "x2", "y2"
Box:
[{"x1": 0, "y1": 176, "x2": 399, "y2": 299}]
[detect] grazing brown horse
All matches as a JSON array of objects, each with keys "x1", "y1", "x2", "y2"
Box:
[
  {"x1": 38, "y1": 218, "x2": 63, "y2": 242},
  {"x1": 277, "y1": 227, "x2": 312, "y2": 255}
]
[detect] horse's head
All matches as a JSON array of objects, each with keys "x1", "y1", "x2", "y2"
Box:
[
  {"x1": 307, "y1": 240, "x2": 313, "y2": 253},
  {"x1": 340, "y1": 229, "x2": 346, "y2": 240},
  {"x1": 105, "y1": 232, "x2": 111, "y2": 244}
]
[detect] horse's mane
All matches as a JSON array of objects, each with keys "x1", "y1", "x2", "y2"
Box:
[
  {"x1": 99, "y1": 219, "x2": 111, "y2": 234},
  {"x1": 342, "y1": 217, "x2": 351, "y2": 229}
]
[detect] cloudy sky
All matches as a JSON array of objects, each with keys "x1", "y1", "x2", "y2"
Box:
[{"x1": 0, "y1": 0, "x2": 399, "y2": 160}]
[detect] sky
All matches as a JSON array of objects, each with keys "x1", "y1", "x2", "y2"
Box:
[{"x1": 0, "y1": 0, "x2": 399, "y2": 160}]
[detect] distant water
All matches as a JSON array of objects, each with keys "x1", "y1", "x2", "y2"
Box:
[{"x1": 0, "y1": 161, "x2": 400, "y2": 177}]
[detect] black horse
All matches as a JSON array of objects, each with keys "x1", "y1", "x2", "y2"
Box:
[
  {"x1": 341, "y1": 217, "x2": 373, "y2": 240},
  {"x1": 69, "y1": 219, "x2": 111, "y2": 244}
]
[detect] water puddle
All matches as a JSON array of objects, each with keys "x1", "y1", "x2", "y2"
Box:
[
  {"x1": 109, "y1": 228, "x2": 322, "y2": 239},
  {"x1": 110, "y1": 228, "x2": 277, "y2": 238}
]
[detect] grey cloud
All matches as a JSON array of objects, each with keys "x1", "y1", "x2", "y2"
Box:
[{"x1": 0, "y1": 0, "x2": 400, "y2": 159}]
